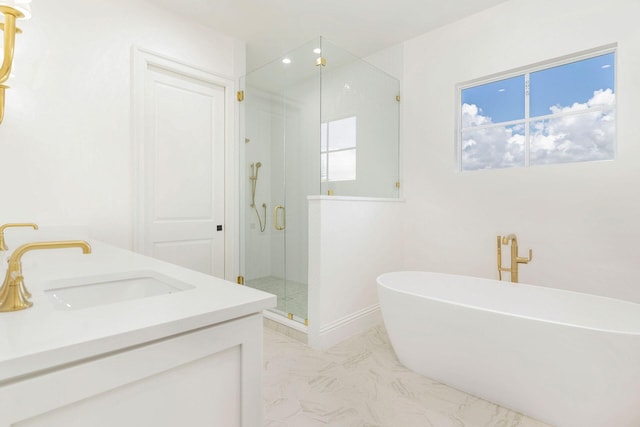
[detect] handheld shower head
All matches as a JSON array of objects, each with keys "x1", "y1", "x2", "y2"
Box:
[
  {"x1": 254, "y1": 162, "x2": 262, "y2": 180},
  {"x1": 249, "y1": 161, "x2": 266, "y2": 232}
]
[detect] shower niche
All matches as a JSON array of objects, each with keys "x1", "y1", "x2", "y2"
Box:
[{"x1": 239, "y1": 37, "x2": 400, "y2": 327}]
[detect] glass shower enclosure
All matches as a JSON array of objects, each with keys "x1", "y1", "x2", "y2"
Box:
[{"x1": 239, "y1": 37, "x2": 400, "y2": 325}]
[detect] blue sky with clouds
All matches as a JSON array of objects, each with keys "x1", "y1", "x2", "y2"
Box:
[
  {"x1": 530, "y1": 53, "x2": 615, "y2": 117},
  {"x1": 461, "y1": 52, "x2": 615, "y2": 125},
  {"x1": 460, "y1": 52, "x2": 616, "y2": 171},
  {"x1": 462, "y1": 76, "x2": 524, "y2": 124}
]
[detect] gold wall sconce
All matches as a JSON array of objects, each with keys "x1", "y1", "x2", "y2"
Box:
[{"x1": 0, "y1": 0, "x2": 31, "y2": 124}]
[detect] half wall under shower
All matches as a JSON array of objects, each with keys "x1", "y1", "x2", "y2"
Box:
[{"x1": 238, "y1": 37, "x2": 400, "y2": 327}]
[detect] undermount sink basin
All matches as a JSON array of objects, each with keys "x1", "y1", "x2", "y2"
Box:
[{"x1": 45, "y1": 271, "x2": 195, "y2": 311}]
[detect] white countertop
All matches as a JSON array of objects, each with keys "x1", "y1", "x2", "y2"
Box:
[{"x1": 0, "y1": 235, "x2": 276, "y2": 384}]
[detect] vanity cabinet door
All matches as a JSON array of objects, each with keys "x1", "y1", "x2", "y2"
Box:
[{"x1": 0, "y1": 314, "x2": 264, "y2": 427}]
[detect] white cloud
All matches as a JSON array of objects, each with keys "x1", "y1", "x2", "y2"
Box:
[
  {"x1": 461, "y1": 120, "x2": 524, "y2": 171},
  {"x1": 549, "y1": 89, "x2": 615, "y2": 114},
  {"x1": 588, "y1": 88, "x2": 615, "y2": 107},
  {"x1": 532, "y1": 89, "x2": 615, "y2": 165},
  {"x1": 461, "y1": 89, "x2": 615, "y2": 170},
  {"x1": 461, "y1": 103, "x2": 492, "y2": 127}
]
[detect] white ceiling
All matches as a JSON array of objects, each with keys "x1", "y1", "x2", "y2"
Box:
[{"x1": 148, "y1": 0, "x2": 511, "y2": 72}]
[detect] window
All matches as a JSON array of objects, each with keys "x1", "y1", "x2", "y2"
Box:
[
  {"x1": 321, "y1": 116, "x2": 357, "y2": 181},
  {"x1": 458, "y1": 47, "x2": 616, "y2": 171}
]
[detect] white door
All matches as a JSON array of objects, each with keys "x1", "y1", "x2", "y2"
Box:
[{"x1": 134, "y1": 51, "x2": 226, "y2": 278}]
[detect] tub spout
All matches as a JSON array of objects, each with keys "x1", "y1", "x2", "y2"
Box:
[{"x1": 497, "y1": 234, "x2": 532, "y2": 283}]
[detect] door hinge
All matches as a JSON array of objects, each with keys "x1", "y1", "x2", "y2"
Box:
[
  {"x1": 237, "y1": 90, "x2": 244, "y2": 102},
  {"x1": 237, "y1": 275, "x2": 245, "y2": 285},
  {"x1": 315, "y1": 57, "x2": 326, "y2": 67},
  {"x1": 396, "y1": 181, "x2": 401, "y2": 189},
  {"x1": 396, "y1": 95, "x2": 401, "y2": 102}
]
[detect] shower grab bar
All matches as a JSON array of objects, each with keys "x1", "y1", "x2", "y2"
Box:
[{"x1": 274, "y1": 205, "x2": 285, "y2": 231}]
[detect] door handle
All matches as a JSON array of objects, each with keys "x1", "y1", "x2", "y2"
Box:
[{"x1": 274, "y1": 205, "x2": 285, "y2": 231}]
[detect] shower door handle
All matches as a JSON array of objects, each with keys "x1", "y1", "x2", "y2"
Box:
[{"x1": 274, "y1": 205, "x2": 285, "y2": 231}]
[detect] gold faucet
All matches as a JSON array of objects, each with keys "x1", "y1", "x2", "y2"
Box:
[
  {"x1": 497, "y1": 234, "x2": 532, "y2": 283},
  {"x1": 0, "y1": 223, "x2": 38, "y2": 251},
  {"x1": 0, "y1": 240, "x2": 91, "y2": 312}
]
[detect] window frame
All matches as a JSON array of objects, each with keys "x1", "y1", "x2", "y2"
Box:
[{"x1": 455, "y1": 44, "x2": 617, "y2": 172}]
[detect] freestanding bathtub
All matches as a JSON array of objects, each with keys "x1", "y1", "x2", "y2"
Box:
[{"x1": 377, "y1": 271, "x2": 640, "y2": 427}]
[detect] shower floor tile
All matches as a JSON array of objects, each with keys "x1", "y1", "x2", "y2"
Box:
[
  {"x1": 247, "y1": 276, "x2": 308, "y2": 320},
  {"x1": 263, "y1": 324, "x2": 553, "y2": 427}
]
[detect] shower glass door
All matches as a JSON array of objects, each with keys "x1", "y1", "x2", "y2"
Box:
[{"x1": 239, "y1": 39, "x2": 321, "y2": 324}]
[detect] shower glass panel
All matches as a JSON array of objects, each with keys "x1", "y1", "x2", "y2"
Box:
[
  {"x1": 239, "y1": 37, "x2": 400, "y2": 325},
  {"x1": 239, "y1": 39, "x2": 321, "y2": 323},
  {"x1": 319, "y1": 39, "x2": 400, "y2": 198}
]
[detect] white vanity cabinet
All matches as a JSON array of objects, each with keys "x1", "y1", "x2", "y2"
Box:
[
  {"x1": 0, "y1": 314, "x2": 263, "y2": 427},
  {"x1": 0, "y1": 240, "x2": 275, "y2": 427}
]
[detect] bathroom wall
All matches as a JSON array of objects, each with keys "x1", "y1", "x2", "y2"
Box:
[
  {"x1": 0, "y1": 0, "x2": 244, "y2": 250},
  {"x1": 364, "y1": 44, "x2": 404, "y2": 82},
  {"x1": 308, "y1": 196, "x2": 404, "y2": 349},
  {"x1": 402, "y1": 0, "x2": 640, "y2": 302}
]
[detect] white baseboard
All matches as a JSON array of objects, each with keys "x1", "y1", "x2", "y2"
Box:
[{"x1": 308, "y1": 304, "x2": 382, "y2": 350}]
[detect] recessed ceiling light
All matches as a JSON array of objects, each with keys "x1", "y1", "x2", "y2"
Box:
[{"x1": 282, "y1": 58, "x2": 292, "y2": 64}]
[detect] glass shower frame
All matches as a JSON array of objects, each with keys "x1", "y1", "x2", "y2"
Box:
[{"x1": 239, "y1": 37, "x2": 400, "y2": 325}]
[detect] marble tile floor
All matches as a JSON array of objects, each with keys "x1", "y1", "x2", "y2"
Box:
[
  {"x1": 263, "y1": 324, "x2": 553, "y2": 427},
  {"x1": 248, "y1": 276, "x2": 308, "y2": 320}
]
